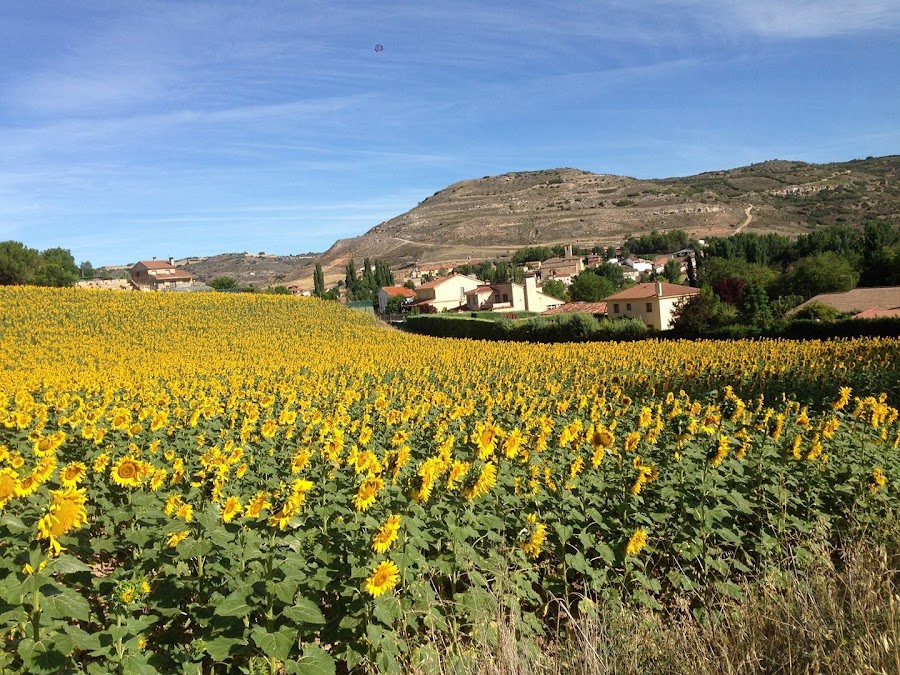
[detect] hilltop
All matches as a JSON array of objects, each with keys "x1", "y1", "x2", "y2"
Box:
[
  {"x1": 299, "y1": 155, "x2": 898, "y2": 287},
  {"x1": 173, "y1": 156, "x2": 899, "y2": 288}
]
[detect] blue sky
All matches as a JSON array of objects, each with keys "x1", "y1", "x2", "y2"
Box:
[{"x1": 2, "y1": 1, "x2": 898, "y2": 265}]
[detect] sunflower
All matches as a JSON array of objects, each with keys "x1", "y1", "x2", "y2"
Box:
[
  {"x1": 463, "y1": 462, "x2": 497, "y2": 501},
  {"x1": 0, "y1": 467, "x2": 19, "y2": 509},
  {"x1": 590, "y1": 428, "x2": 615, "y2": 450},
  {"x1": 221, "y1": 496, "x2": 242, "y2": 522},
  {"x1": 625, "y1": 528, "x2": 648, "y2": 556},
  {"x1": 110, "y1": 456, "x2": 144, "y2": 487},
  {"x1": 372, "y1": 514, "x2": 402, "y2": 553},
  {"x1": 869, "y1": 467, "x2": 887, "y2": 492},
  {"x1": 364, "y1": 560, "x2": 400, "y2": 598},
  {"x1": 166, "y1": 530, "x2": 189, "y2": 548},
  {"x1": 446, "y1": 460, "x2": 470, "y2": 490},
  {"x1": 150, "y1": 469, "x2": 167, "y2": 491},
  {"x1": 833, "y1": 386, "x2": 852, "y2": 411},
  {"x1": 176, "y1": 503, "x2": 193, "y2": 522},
  {"x1": 59, "y1": 461, "x2": 87, "y2": 488},
  {"x1": 245, "y1": 491, "x2": 271, "y2": 518},
  {"x1": 624, "y1": 431, "x2": 641, "y2": 453},
  {"x1": 520, "y1": 514, "x2": 547, "y2": 558},
  {"x1": 36, "y1": 487, "x2": 88, "y2": 556},
  {"x1": 354, "y1": 476, "x2": 384, "y2": 512},
  {"x1": 710, "y1": 436, "x2": 730, "y2": 467}
]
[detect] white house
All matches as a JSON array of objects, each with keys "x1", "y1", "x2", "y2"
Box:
[
  {"x1": 377, "y1": 285, "x2": 416, "y2": 313},
  {"x1": 462, "y1": 275, "x2": 562, "y2": 314},
  {"x1": 410, "y1": 273, "x2": 483, "y2": 312}
]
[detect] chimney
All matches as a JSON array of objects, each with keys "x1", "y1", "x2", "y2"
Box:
[
  {"x1": 168, "y1": 257, "x2": 174, "y2": 266},
  {"x1": 564, "y1": 244, "x2": 573, "y2": 258},
  {"x1": 524, "y1": 274, "x2": 537, "y2": 312},
  {"x1": 656, "y1": 280, "x2": 663, "y2": 297}
]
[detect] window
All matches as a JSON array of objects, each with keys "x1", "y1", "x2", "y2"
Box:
[
  {"x1": 502, "y1": 293, "x2": 509, "y2": 302},
  {"x1": 626, "y1": 303, "x2": 632, "y2": 311},
  {"x1": 646, "y1": 303, "x2": 652, "y2": 312},
  {"x1": 613, "y1": 303, "x2": 619, "y2": 314}
]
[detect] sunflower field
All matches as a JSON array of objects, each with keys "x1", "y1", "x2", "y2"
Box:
[{"x1": 0, "y1": 286, "x2": 897, "y2": 674}]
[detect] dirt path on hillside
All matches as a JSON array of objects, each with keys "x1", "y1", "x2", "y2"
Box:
[{"x1": 734, "y1": 205, "x2": 754, "y2": 234}]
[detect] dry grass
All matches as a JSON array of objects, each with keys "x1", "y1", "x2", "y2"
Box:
[{"x1": 409, "y1": 536, "x2": 900, "y2": 675}]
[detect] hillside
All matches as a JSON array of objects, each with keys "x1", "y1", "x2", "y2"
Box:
[
  {"x1": 296, "y1": 155, "x2": 899, "y2": 287},
  {"x1": 202, "y1": 156, "x2": 900, "y2": 288},
  {"x1": 179, "y1": 252, "x2": 316, "y2": 288}
]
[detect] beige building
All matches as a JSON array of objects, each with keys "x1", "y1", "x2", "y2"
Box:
[
  {"x1": 604, "y1": 281, "x2": 700, "y2": 330},
  {"x1": 410, "y1": 273, "x2": 483, "y2": 312},
  {"x1": 130, "y1": 260, "x2": 196, "y2": 290},
  {"x1": 463, "y1": 276, "x2": 562, "y2": 314},
  {"x1": 536, "y1": 244, "x2": 584, "y2": 284}
]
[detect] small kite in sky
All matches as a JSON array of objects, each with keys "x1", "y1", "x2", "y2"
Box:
[{"x1": 374, "y1": 44, "x2": 384, "y2": 53}]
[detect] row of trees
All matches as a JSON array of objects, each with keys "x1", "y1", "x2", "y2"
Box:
[
  {"x1": 672, "y1": 220, "x2": 900, "y2": 334},
  {"x1": 0, "y1": 241, "x2": 87, "y2": 287}
]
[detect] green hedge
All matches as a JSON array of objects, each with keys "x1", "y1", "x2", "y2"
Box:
[{"x1": 401, "y1": 313, "x2": 649, "y2": 343}]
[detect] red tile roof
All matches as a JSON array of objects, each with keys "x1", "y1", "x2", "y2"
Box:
[
  {"x1": 544, "y1": 301, "x2": 607, "y2": 315},
  {"x1": 380, "y1": 286, "x2": 416, "y2": 298},
  {"x1": 465, "y1": 285, "x2": 495, "y2": 295},
  {"x1": 604, "y1": 282, "x2": 700, "y2": 301},
  {"x1": 795, "y1": 287, "x2": 900, "y2": 315},
  {"x1": 852, "y1": 306, "x2": 900, "y2": 319},
  {"x1": 135, "y1": 260, "x2": 175, "y2": 270}
]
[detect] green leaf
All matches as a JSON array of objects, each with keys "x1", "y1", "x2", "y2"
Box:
[
  {"x1": 595, "y1": 543, "x2": 616, "y2": 565},
  {"x1": 17, "y1": 638, "x2": 66, "y2": 674},
  {"x1": 49, "y1": 554, "x2": 91, "y2": 575},
  {"x1": 290, "y1": 643, "x2": 336, "y2": 675},
  {"x1": 204, "y1": 635, "x2": 246, "y2": 661},
  {"x1": 372, "y1": 596, "x2": 400, "y2": 625},
  {"x1": 1, "y1": 514, "x2": 30, "y2": 533},
  {"x1": 216, "y1": 590, "x2": 252, "y2": 618},
  {"x1": 283, "y1": 596, "x2": 326, "y2": 625},
  {"x1": 64, "y1": 625, "x2": 103, "y2": 653},
  {"x1": 251, "y1": 625, "x2": 295, "y2": 662},
  {"x1": 40, "y1": 584, "x2": 90, "y2": 622},
  {"x1": 120, "y1": 654, "x2": 158, "y2": 675},
  {"x1": 274, "y1": 577, "x2": 300, "y2": 605}
]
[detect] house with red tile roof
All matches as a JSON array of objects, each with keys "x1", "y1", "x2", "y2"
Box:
[
  {"x1": 792, "y1": 287, "x2": 900, "y2": 319},
  {"x1": 543, "y1": 301, "x2": 608, "y2": 316},
  {"x1": 377, "y1": 286, "x2": 417, "y2": 313},
  {"x1": 410, "y1": 273, "x2": 484, "y2": 312},
  {"x1": 604, "y1": 281, "x2": 700, "y2": 330},
  {"x1": 130, "y1": 260, "x2": 196, "y2": 291},
  {"x1": 462, "y1": 276, "x2": 562, "y2": 314}
]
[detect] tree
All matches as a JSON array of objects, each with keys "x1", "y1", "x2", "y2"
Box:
[
  {"x1": 209, "y1": 276, "x2": 238, "y2": 291},
  {"x1": 686, "y1": 254, "x2": 697, "y2": 287},
  {"x1": 671, "y1": 287, "x2": 738, "y2": 336},
  {"x1": 0, "y1": 241, "x2": 40, "y2": 285},
  {"x1": 385, "y1": 295, "x2": 406, "y2": 313},
  {"x1": 593, "y1": 263, "x2": 627, "y2": 290},
  {"x1": 712, "y1": 277, "x2": 748, "y2": 305},
  {"x1": 568, "y1": 272, "x2": 615, "y2": 302},
  {"x1": 344, "y1": 259, "x2": 359, "y2": 298},
  {"x1": 541, "y1": 278, "x2": 568, "y2": 301},
  {"x1": 663, "y1": 259, "x2": 682, "y2": 284},
  {"x1": 779, "y1": 252, "x2": 858, "y2": 299},
  {"x1": 79, "y1": 261, "x2": 95, "y2": 280},
  {"x1": 35, "y1": 247, "x2": 79, "y2": 287},
  {"x1": 313, "y1": 263, "x2": 325, "y2": 297},
  {"x1": 739, "y1": 282, "x2": 773, "y2": 329}
]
